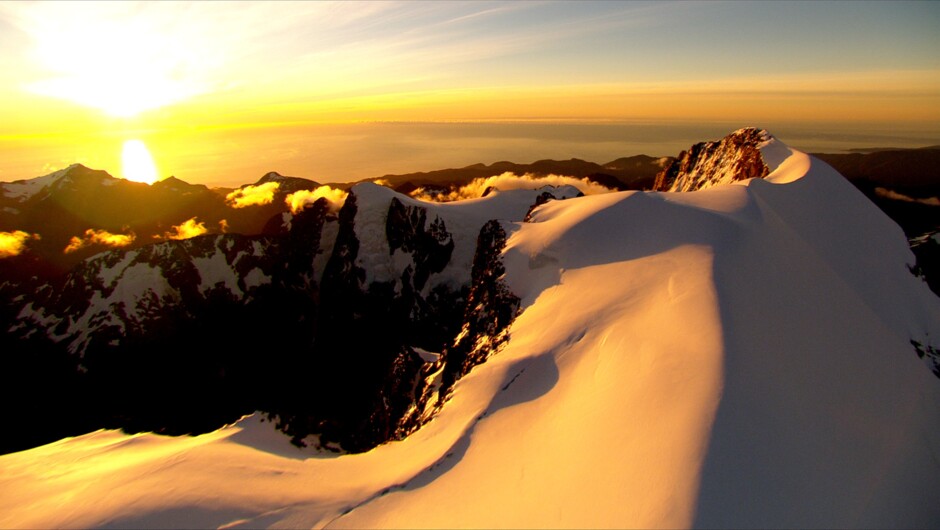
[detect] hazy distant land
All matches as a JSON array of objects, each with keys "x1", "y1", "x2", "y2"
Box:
[{"x1": 3, "y1": 121, "x2": 939, "y2": 188}]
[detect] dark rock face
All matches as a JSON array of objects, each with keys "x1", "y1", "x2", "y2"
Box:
[
  {"x1": 386, "y1": 197, "x2": 455, "y2": 292},
  {"x1": 1, "y1": 200, "x2": 336, "y2": 453},
  {"x1": 910, "y1": 231, "x2": 940, "y2": 298},
  {"x1": 10, "y1": 199, "x2": 334, "y2": 359},
  {"x1": 384, "y1": 219, "x2": 523, "y2": 442},
  {"x1": 523, "y1": 189, "x2": 583, "y2": 221},
  {"x1": 812, "y1": 147, "x2": 940, "y2": 194},
  {"x1": 266, "y1": 193, "x2": 484, "y2": 452},
  {"x1": 911, "y1": 340, "x2": 940, "y2": 378},
  {"x1": 1, "y1": 184, "x2": 540, "y2": 454},
  {"x1": 438, "y1": 220, "x2": 521, "y2": 398},
  {"x1": 653, "y1": 128, "x2": 771, "y2": 192}
]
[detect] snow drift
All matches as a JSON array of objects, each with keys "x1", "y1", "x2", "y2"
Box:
[{"x1": 1, "y1": 129, "x2": 938, "y2": 529}]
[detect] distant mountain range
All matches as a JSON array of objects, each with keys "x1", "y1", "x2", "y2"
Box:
[
  {"x1": 361, "y1": 154, "x2": 672, "y2": 195},
  {"x1": 3, "y1": 144, "x2": 937, "y2": 274},
  {"x1": 812, "y1": 146, "x2": 940, "y2": 194},
  {"x1": 0, "y1": 133, "x2": 938, "y2": 456},
  {"x1": 0, "y1": 166, "x2": 323, "y2": 275}
]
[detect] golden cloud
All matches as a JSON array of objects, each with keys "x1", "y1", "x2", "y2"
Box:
[
  {"x1": 0, "y1": 230, "x2": 39, "y2": 258},
  {"x1": 225, "y1": 181, "x2": 281, "y2": 208},
  {"x1": 63, "y1": 229, "x2": 134, "y2": 254},
  {"x1": 285, "y1": 186, "x2": 348, "y2": 214},
  {"x1": 411, "y1": 172, "x2": 615, "y2": 202},
  {"x1": 162, "y1": 217, "x2": 208, "y2": 240}
]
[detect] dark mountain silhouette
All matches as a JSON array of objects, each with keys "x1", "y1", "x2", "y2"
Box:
[
  {"x1": 358, "y1": 155, "x2": 671, "y2": 193},
  {"x1": 0, "y1": 165, "x2": 321, "y2": 275},
  {"x1": 811, "y1": 146, "x2": 940, "y2": 196}
]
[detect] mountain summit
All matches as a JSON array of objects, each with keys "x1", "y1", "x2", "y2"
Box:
[{"x1": 652, "y1": 127, "x2": 789, "y2": 191}]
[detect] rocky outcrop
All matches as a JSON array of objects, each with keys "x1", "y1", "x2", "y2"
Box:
[
  {"x1": 1, "y1": 183, "x2": 571, "y2": 454},
  {"x1": 523, "y1": 189, "x2": 584, "y2": 221},
  {"x1": 652, "y1": 127, "x2": 772, "y2": 192},
  {"x1": 390, "y1": 220, "x2": 522, "y2": 441},
  {"x1": 438, "y1": 220, "x2": 521, "y2": 398},
  {"x1": 911, "y1": 339, "x2": 940, "y2": 378},
  {"x1": 910, "y1": 231, "x2": 940, "y2": 297},
  {"x1": 386, "y1": 197, "x2": 455, "y2": 292},
  {"x1": 9, "y1": 199, "x2": 334, "y2": 358}
]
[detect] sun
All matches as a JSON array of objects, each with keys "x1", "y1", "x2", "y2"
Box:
[
  {"x1": 122, "y1": 140, "x2": 160, "y2": 184},
  {"x1": 20, "y1": 3, "x2": 215, "y2": 118}
]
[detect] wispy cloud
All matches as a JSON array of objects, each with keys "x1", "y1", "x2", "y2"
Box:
[
  {"x1": 412, "y1": 172, "x2": 615, "y2": 202},
  {"x1": 0, "y1": 1, "x2": 647, "y2": 116},
  {"x1": 226, "y1": 181, "x2": 280, "y2": 208},
  {"x1": 875, "y1": 187, "x2": 940, "y2": 207},
  {"x1": 0, "y1": 2, "x2": 398, "y2": 115},
  {"x1": 0, "y1": 230, "x2": 39, "y2": 258},
  {"x1": 64, "y1": 228, "x2": 134, "y2": 253},
  {"x1": 2, "y1": 1, "x2": 937, "y2": 130}
]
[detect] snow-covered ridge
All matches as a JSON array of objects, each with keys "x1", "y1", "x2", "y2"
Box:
[
  {"x1": 0, "y1": 163, "x2": 110, "y2": 201},
  {"x1": 348, "y1": 181, "x2": 581, "y2": 291},
  {"x1": 1, "y1": 131, "x2": 939, "y2": 528}
]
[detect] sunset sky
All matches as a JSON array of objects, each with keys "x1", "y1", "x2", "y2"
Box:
[{"x1": 1, "y1": 0, "x2": 938, "y2": 186}]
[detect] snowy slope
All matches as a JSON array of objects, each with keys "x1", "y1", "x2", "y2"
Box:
[
  {"x1": 0, "y1": 163, "x2": 125, "y2": 202},
  {"x1": 337, "y1": 148, "x2": 940, "y2": 528},
  {"x1": 350, "y1": 182, "x2": 582, "y2": 290},
  {"x1": 0, "y1": 166, "x2": 69, "y2": 201},
  {"x1": 12, "y1": 234, "x2": 279, "y2": 356},
  {"x1": 1, "y1": 138, "x2": 939, "y2": 528}
]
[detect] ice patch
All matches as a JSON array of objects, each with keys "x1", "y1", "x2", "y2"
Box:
[
  {"x1": 98, "y1": 251, "x2": 139, "y2": 287},
  {"x1": 413, "y1": 347, "x2": 440, "y2": 363},
  {"x1": 193, "y1": 252, "x2": 242, "y2": 297},
  {"x1": 243, "y1": 268, "x2": 269, "y2": 290}
]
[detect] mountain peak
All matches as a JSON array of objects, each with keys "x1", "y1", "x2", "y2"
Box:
[
  {"x1": 152, "y1": 176, "x2": 206, "y2": 192},
  {"x1": 42, "y1": 163, "x2": 105, "y2": 181},
  {"x1": 258, "y1": 171, "x2": 288, "y2": 183},
  {"x1": 154, "y1": 176, "x2": 187, "y2": 186},
  {"x1": 251, "y1": 171, "x2": 322, "y2": 193},
  {"x1": 51, "y1": 164, "x2": 118, "y2": 190},
  {"x1": 652, "y1": 127, "x2": 788, "y2": 192},
  {"x1": 64, "y1": 162, "x2": 90, "y2": 172}
]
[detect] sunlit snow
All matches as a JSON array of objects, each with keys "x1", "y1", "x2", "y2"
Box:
[{"x1": 1, "y1": 143, "x2": 938, "y2": 529}]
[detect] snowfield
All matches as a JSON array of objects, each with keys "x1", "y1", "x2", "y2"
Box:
[{"x1": 1, "y1": 142, "x2": 939, "y2": 529}]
